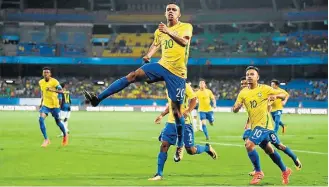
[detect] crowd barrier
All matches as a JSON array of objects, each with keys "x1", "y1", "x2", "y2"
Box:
[
  {"x1": 0, "y1": 98, "x2": 327, "y2": 108},
  {"x1": 0, "y1": 105, "x2": 326, "y2": 115}
]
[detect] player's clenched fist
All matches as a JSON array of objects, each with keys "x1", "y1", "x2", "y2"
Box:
[
  {"x1": 158, "y1": 22, "x2": 169, "y2": 34},
  {"x1": 154, "y1": 115, "x2": 163, "y2": 124},
  {"x1": 142, "y1": 55, "x2": 151, "y2": 63}
]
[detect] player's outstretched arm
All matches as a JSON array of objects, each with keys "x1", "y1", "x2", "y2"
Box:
[
  {"x1": 233, "y1": 103, "x2": 243, "y2": 113},
  {"x1": 269, "y1": 93, "x2": 286, "y2": 101},
  {"x1": 210, "y1": 92, "x2": 216, "y2": 108},
  {"x1": 183, "y1": 97, "x2": 197, "y2": 118},
  {"x1": 40, "y1": 97, "x2": 43, "y2": 108},
  {"x1": 46, "y1": 87, "x2": 63, "y2": 93},
  {"x1": 282, "y1": 93, "x2": 290, "y2": 106},
  {"x1": 158, "y1": 22, "x2": 190, "y2": 47},
  {"x1": 154, "y1": 106, "x2": 170, "y2": 124},
  {"x1": 143, "y1": 43, "x2": 161, "y2": 62},
  {"x1": 233, "y1": 92, "x2": 244, "y2": 113}
]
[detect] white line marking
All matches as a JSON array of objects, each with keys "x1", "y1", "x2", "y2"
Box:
[
  {"x1": 152, "y1": 137, "x2": 327, "y2": 155},
  {"x1": 200, "y1": 142, "x2": 328, "y2": 155}
]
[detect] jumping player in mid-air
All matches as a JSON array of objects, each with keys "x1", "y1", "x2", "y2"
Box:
[
  {"x1": 38, "y1": 67, "x2": 68, "y2": 147},
  {"x1": 233, "y1": 66, "x2": 292, "y2": 185},
  {"x1": 149, "y1": 83, "x2": 217, "y2": 181},
  {"x1": 83, "y1": 2, "x2": 192, "y2": 155}
]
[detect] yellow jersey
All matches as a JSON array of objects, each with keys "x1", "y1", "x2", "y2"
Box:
[
  {"x1": 271, "y1": 88, "x2": 289, "y2": 112},
  {"x1": 154, "y1": 22, "x2": 193, "y2": 78},
  {"x1": 235, "y1": 84, "x2": 282, "y2": 130},
  {"x1": 39, "y1": 78, "x2": 61, "y2": 108},
  {"x1": 196, "y1": 89, "x2": 215, "y2": 112},
  {"x1": 62, "y1": 91, "x2": 71, "y2": 104},
  {"x1": 167, "y1": 83, "x2": 196, "y2": 124}
]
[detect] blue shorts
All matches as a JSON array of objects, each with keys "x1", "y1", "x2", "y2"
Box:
[
  {"x1": 242, "y1": 129, "x2": 252, "y2": 141},
  {"x1": 242, "y1": 128, "x2": 281, "y2": 146},
  {"x1": 271, "y1": 110, "x2": 282, "y2": 119},
  {"x1": 159, "y1": 123, "x2": 195, "y2": 147},
  {"x1": 141, "y1": 63, "x2": 186, "y2": 104},
  {"x1": 248, "y1": 126, "x2": 274, "y2": 145},
  {"x1": 39, "y1": 106, "x2": 60, "y2": 119},
  {"x1": 199, "y1": 111, "x2": 214, "y2": 123}
]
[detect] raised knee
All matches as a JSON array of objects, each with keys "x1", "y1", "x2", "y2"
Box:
[
  {"x1": 126, "y1": 71, "x2": 137, "y2": 82},
  {"x1": 161, "y1": 143, "x2": 169, "y2": 151},
  {"x1": 278, "y1": 144, "x2": 286, "y2": 150}
]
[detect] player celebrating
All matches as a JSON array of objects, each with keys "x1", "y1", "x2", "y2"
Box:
[
  {"x1": 149, "y1": 83, "x2": 217, "y2": 181},
  {"x1": 233, "y1": 66, "x2": 292, "y2": 185},
  {"x1": 58, "y1": 82, "x2": 71, "y2": 137},
  {"x1": 38, "y1": 67, "x2": 68, "y2": 147},
  {"x1": 83, "y1": 2, "x2": 192, "y2": 153},
  {"x1": 270, "y1": 79, "x2": 289, "y2": 134},
  {"x1": 196, "y1": 80, "x2": 216, "y2": 140},
  {"x1": 240, "y1": 76, "x2": 302, "y2": 176}
]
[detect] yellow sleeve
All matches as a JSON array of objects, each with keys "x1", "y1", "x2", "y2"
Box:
[
  {"x1": 281, "y1": 88, "x2": 289, "y2": 96},
  {"x1": 262, "y1": 85, "x2": 280, "y2": 97},
  {"x1": 185, "y1": 84, "x2": 196, "y2": 100},
  {"x1": 52, "y1": 79, "x2": 60, "y2": 88},
  {"x1": 153, "y1": 29, "x2": 161, "y2": 46},
  {"x1": 182, "y1": 24, "x2": 193, "y2": 38}
]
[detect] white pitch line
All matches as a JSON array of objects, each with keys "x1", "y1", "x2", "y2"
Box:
[
  {"x1": 200, "y1": 141, "x2": 328, "y2": 155},
  {"x1": 152, "y1": 137, "x2": 328, "y2": 155}
]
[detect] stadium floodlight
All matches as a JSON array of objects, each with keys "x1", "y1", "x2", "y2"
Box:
[
  {"x1": 96, "y1": 81, "x2": 105, "y2": 85},
  {"x1": 5, "y1": 80, "x2": 14, "y2": 84}
]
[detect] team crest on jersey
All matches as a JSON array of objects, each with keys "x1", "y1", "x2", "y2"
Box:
[{"x1": 257, "y1": 92, "x2": 262, "y2": 97}]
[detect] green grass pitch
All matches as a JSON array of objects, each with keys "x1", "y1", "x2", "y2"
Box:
[{"x1": 0, "y1": 111, "x2": 327, "y2": 186}]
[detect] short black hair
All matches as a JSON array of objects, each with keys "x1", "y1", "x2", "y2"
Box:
[
  {"x1": 167, "y1": 1, "x2": 179, "y2": 6},
  {"x1": 271, "y1": 79, "x2": 280, "y2": 86},
  {"x1": 60, "y1": 82, "x2": 67, "y2": 88},
  {"x1": 42, "y1": 67, "x2": 51, "y2": 71},
  {"x1": 245, "y1": 66, "x2": 259, "y2": 73},
  {"x1": 240, "y1": 76, "x2": 246, "y2": 81}
]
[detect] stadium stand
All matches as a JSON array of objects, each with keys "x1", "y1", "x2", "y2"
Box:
[{"x1": 0, "y1": 77, "x2": 326, "y2": 102}]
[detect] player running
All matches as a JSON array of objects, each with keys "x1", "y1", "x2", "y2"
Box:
[
  {"x1": 270, "y1": 79, "x2": 289, "y2": 134},
  {"x1": 149, "y1": 83, "x2": 217, "y2": 181},
  {"x1": 233, "y1": 66, "x2": 292, "y2": 185},
  {"x1": 196, "y1": 80, "x2": 216, "y2": 140},
  {"x1": 38, "y1": 67, "x2": 68, "y2": 147},
  {"x1": 83, "y1": 2, "x2": 192, "y2": 154},
  {"x1": 58, "y1": 82, "x2": 71, "y2": 137}
]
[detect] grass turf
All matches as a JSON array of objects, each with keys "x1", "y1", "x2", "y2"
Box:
[{"x1": 0, "y1": 111, "x2": 327, "y2": 186}]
